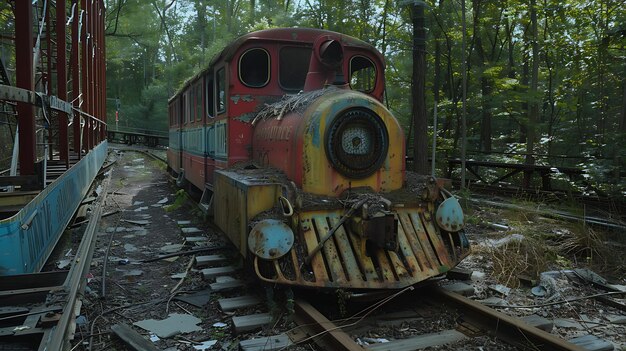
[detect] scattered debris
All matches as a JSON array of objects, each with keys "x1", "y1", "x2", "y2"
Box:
[
  {"x1": 124, "y1": 244, "x2": 138, "y2": 252},
  {"x1": 160, "y1": 244, "x2": 184, "y2": 253},
  {"x1": 193, "y1": 340, "x2": 218, "y2": 350},
  {"x1": 174, "y1": 289, "x2": 212, "y2": 308},
  {"x1": 133, "y1": 313, "x2": 203, "y2": 338},
  {"x1": 57, "y1": 259, "x2": 71, "y2": 269},
  {"x1": 111, "y1": 323, "x2": 160, "y2": 351},
  {"x1": 122, "y1": 219, "x2": 151, "y2": 226},
  {"x1": 157, "y1": 197, "x2": 169, "y2": 204},
  {"x1": 171, "y1": 272, "x2": 187, "y2": 279},
  {"x1": 489, "y1": 284, "x2": 511, "y2": 296},
  {"x1": 181, "y1": 227, "x2": 202, "y2": 234}
]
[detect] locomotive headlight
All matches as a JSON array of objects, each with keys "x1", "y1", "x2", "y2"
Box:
[{"x1": 325, "y1": 108, "x2": 389, "y2": 178}]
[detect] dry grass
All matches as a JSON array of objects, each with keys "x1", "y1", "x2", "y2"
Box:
[{"x1": 488, "y1": 237, "x2": 550, "y2": 288}]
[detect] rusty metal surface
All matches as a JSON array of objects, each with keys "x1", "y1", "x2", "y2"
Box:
[
  {"x1": 436, "y1": 196, "x2": 464, "y2": 232},
  {"x1": 432, "y1": 286, "x2": 587, "y2": 351},
  {"x1": 248, "y1": 219, "x2": 294, "y2": 259},
  {"x1": 254, "y1": 207, "x2": 469, "y2": 289}
]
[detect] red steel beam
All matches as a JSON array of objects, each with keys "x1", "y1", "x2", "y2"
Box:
[
  {"x1": 80, "y1": 0, "x2": 90, "y2": 151},
  {"x1": 71, "y1": 0, "x2": 81, "y2": 158},
  {"x1": 57, "y1": 0, "x2": 69, "y2": 167},
  {"x1": 46, "y1": 2, "x2": 54, "y2": 160},
  {"x1": 15, "y1": 1, "x2": 36, "y2": 175}
]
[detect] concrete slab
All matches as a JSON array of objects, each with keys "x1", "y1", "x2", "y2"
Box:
[
  {"x1": 174, "y1": 290, "x2": 211, "y2": 307},
  {"x1": 446, "y1": 268, "x2": 473, "y2": 280},
  {"x1": 181, "y1": 227, "x2": 202, "y2": 234},
  {"x1": 133, "y1": 313, "x2": 202, "y2": 338},
  {"x1": 111, "y1": 323, "x2": 160, "y2": 351},
  {"x1": 218, "y1": 295, "x2": 261, "y2": 312},
  {"x1": 366, "y1": 330, "x2": 466, "y2": 351},
  {"x1": 201, "y1": 266, "x2": 237, "y2": 280},
  {"x1": 195, "y1": 254, "x2": 228, "y2": 268},
  {"x1": 232, "y1": 313, "x2": 272, "y2": 333},
  {"x1": 239, "y1": 334, "x2": 292, "y2": 351},
  {"x1": 567, "y1": 335, "x2": 613, "y2": 351},
  {"x1": 442, "y1": 282, "x2": 475, "y2": 296},
  {"x1": 521, "y1": 315, "x2": 553, "y2": 332},
  {"x1": 210, "y1": 279, "x2": 245, "y2": 292}
]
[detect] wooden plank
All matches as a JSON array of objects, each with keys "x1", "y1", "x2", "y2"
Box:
[
  {"x1": 218, "y1": 295, "x2": 261, "y2": 312},
  {"x1": 239, "y1": 334, "x2": 292, "y2": 351},
  {"x1": 111, "y1": 323, "x2": 160, "y2": 351},
  {"x1": 201, "y1": 266, "x2": 237, "y2": 280},
  {"x1": 232, "y1": 313, "x2": 272, "y2": 334},
  {"x1": 366, "y1": 330, "x2": 466, "y2": 351}
]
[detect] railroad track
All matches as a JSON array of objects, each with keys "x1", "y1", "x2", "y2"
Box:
[
  {"x1": 0, "y1": 160, "x2": 112, "y2": 350},
  {"x1": 281, "y1": 284, "x2": 596, "y2": 351}
]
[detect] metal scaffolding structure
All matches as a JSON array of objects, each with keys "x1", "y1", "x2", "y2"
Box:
[{"x1": 1, "y1": 0, "x2": 106, "y2": 189}]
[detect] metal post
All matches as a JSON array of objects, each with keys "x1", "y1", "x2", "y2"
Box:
[
  {"x1": 71, "y1": 0, "x2": 81, "y2": 158},
  {"x1": 100, "y1": 0, "x2": 106, "y2": 141},
  {"x1": 81, "y1": 0, "x2": 90, "y2": 152},
  {"x1": 57, "y1": 0, "x2": 69, "y2": 167},
  {"x1": 16, "y1": 1, "x2": 36, "y2": 175},
  {"x1": 46, "y1": 1, "x2": 53, "y2": 160}
]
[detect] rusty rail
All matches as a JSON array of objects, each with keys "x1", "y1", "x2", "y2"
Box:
[
  {"x1": 430, "y1": 286, "x2": 587, "y2": 351},
  {"x1": 293, "y1": 298, "x2": 364, "y2": 351}
]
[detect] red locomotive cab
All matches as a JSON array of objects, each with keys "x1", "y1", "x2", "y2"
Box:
[{"x1": 251, "y1": 35, "x2": 406, "y2": 197}]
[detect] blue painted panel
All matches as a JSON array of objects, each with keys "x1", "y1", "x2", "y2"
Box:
[{"x1": 0, "y1": 141, "x2": 108, "y2": 275}]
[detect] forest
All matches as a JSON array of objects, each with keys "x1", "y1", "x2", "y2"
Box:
[{"x1": 105, "y1": 0, "x2": 625, "y2": 193}]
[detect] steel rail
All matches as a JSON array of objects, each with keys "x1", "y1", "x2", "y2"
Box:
[
  {"x1": 293, "y1": 298, "x2": 364, "y2": 351},
  {"x1": 44, "y1": 169, "x2": 111, "y2": 350},
  {"x1": 430, "y1": 286, "x2": 587, "y2": 351}
]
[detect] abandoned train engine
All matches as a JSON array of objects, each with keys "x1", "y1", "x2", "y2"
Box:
[{"x1": 168, "y1": 28, "x2": 469, "y2": 290}]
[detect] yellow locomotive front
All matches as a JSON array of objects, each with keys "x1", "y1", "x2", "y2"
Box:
[{"x1": 212, "y1": 29, "x2": 469, "y2": 290}]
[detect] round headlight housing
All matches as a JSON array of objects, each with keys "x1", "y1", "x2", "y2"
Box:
[{"x1": 325, "y1": 108, "x2": 389, "y2": 179}]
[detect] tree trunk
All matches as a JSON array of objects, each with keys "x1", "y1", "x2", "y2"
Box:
[
  {"x1": 524, "y1": 0, "x2": 539, "y2": 188},
  {"x1": 473, "y1": 0, "x2": 492, "y2": 153},
  {"x1": 412, "y1": 3, "x2": 428, "y2": 174}
]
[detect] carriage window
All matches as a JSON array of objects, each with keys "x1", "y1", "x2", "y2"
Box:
[
  {"x1": 279, "y1": 47, "x2": 312, "y2": 91},
  {"x1": 239, "y1": 48, "x2": 270, "y2": 88},
  {"x1": 206, "y1": 74, "x2": 214, "y2": 118},
  {"x1": 182, "y1": 94, "x2": 188, "y2": 124},
  {"x1": 216, "y1": 68, "x2": 226, "y2": 113},
  {"x1": 195, "y1": 84, "x2": 202, "y2": 121},
  {"x1": 350, "y1": 56, "x2": 376, "y2": 93}
]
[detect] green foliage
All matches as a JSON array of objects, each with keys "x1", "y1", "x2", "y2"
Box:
[{"x1": 105, "y1": 0, "x2": 625, "y2": 195}]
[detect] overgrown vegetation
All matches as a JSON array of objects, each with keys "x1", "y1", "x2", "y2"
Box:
[
  {"x1": 474, "y1": 204, "x2": 624, "y2": 287},
  {"x1": 101, "y1": 0, "x2": 625, "y2": 195}
]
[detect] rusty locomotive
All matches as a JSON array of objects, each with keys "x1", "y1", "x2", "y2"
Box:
[{"x1": 167, "y1": 28, "x2": 469, "y2": 290}]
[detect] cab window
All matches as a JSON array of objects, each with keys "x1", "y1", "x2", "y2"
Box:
[
  {"x1": 350, "y1": 56, "x2": 376, "y2": 93},
  {"x1": 195, "y1": 83, "x2": 202, "y2": 122},
  {"x1": 279, "y1": 46, "x2": 312, "y2": 91},
  {"x1": 206, "y1": 74, "x2": 214, "y2": 118},
  {"x1": 239, "y1": 48, "x2": 270, "y2": 88}
]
